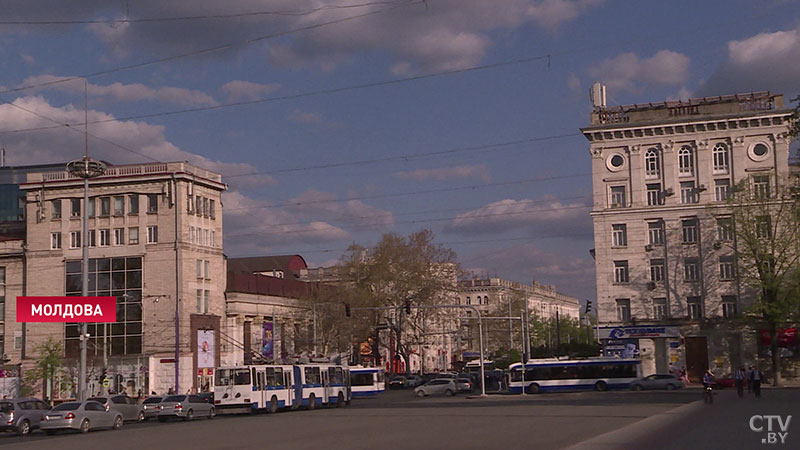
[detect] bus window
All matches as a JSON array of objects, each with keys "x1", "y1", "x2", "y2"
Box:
[
  {"x1": 510, "y1": 370, "x2": 522, "y2": 382},
  {"x1": 215, "y1": 369, "x2": 232, "y2": 386},
  {"x1": 351, "y1": 373, "x2": 373, "y2": 386},
  {"x1": 274, "y1": 368, "x2": 284, "y2": 386},
  {"x1": 265, "y1": 368, "x2": 276, "y2": 387},
  {"x1": 234, "y1": 369, "x2": 251, "y2": 385},
  {"x1": 305, "y1": 367, "x2": 321, "y2": 385}
]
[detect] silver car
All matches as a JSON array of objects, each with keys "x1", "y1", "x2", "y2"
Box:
[
  {"x1": 414, "y1": 378, "x2": 457, "y2": 397},
  {"x1": 88, "y1": 395, "x2": 143, "y2": 422},
  {"x1": 0, "y1": 398, "x2": 50, "y2": 436},
  {"x1": 140, "y1": 396, "x2": 163, "y2": 420},
  {"x1": 40, "y1": 401, "x2": 123, "y2": 434},
  {"x1": 629, "y1": 374, "x2": 684, "y2": 391},
  {"x1": 157, "y1": 395, "x2": 215, "y2": 421}
]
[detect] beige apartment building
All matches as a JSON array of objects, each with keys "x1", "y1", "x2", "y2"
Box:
[
  {"x1": 583, "y1": 91, "x2": 795, "y2": 380},
  {"x1": 13, "y1": 161, "x2": 225, "y2": 397}
]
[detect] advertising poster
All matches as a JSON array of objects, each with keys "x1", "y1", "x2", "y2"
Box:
[
  {"x1": 197, "y1": 330, "x2": 215, "y2": 368},
  {"x1": 262, "y1": 322, "x2": 274, "y2": 360},
  {"x1": 603, "y1": 338, "x2": 640, "y2": 358}
]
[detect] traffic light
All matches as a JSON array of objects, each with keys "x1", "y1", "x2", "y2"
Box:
[
  {"x1": 585, "y1": 300, "x2": 592, "y2": 314},
  {"x1": 344, "y1": 303, "x2": 351, "y2": 317},
  {"x1": 404, "y1": 301, "x2": 411, "y2": 314}
]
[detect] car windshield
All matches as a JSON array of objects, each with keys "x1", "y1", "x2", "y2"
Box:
[
  {"x1": 53, "y1": 402, "x2": 81, "y2": 411},
  {"x1": 88, "y1": 397, "x2": 107, "y2": 403},
  {"x1": 0, "y1": 402, "x2": 13, "y2": 413},
  {"x1": 143, "y1": 397, "x2": 162, "y2": 404},
  {"x1": 164, "y1": 395, "x2": 186, "y2": 402}
]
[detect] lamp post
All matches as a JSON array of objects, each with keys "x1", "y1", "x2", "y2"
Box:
[{"x1": 66, "y1": 156, "x2": 106, "y2": 401}]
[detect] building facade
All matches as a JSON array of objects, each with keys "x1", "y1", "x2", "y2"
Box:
[
  {"x1": 583, "y1": 91, "x2": 795, "y2": 379},
  {"x1": 14, "y1": 161, "x2": 225, "y2": 397}
]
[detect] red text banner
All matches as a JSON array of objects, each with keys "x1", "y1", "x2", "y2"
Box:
[{"x1": 17, "y1": 296, "x2": 117, "y2": 323}]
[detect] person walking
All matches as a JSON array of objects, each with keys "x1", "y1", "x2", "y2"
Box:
[
  {"x1": 752, "y1": 367, "x2": 763, "y2": 398},
  {"x1": 733, "y1": 366, "x2": 746, "y2": 398}
]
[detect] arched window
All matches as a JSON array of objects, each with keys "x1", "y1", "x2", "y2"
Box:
[
  {"x1": 678, "y1": 146, "x2": 694, "y2": 176},
  {"x1": 644, "y1": 148, "x2": 660, "y2": 178},
  {"x1": 713, "y1": 143, "x2": 729, "y2": 173},
  {"x1": 465, "y1": 296, "x2": 471, "y2": 305}
]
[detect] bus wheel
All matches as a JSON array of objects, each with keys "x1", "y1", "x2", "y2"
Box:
[
  {"x1": 526, "y1": 384, "x2": 540, "y2": 394},
  {"x1": 336, "y1": 393, "x2": 344, "y2": 408},
  {"x1": 595, "y1": 381, "x2": 608, "y2": 391},
  {"x1": 269, "y1": 396, "x2": 279, "y2": 414},
  {"x1": 308, "y1": 394, "x2": 316, "y2": 410}
]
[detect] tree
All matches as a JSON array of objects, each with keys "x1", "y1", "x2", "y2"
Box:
[
  {"x1": 789, "y1": 95, "x2": 799, "y2": 139},
  {"x1": 727, "y1": 180, "x2": 800, "y2": 386},
  {"x1": 23, "y1": 338, "x2": 64, "y2": 402},
  {"x1": 339, "y1": 230, "x2": 459, "y2": 375}
]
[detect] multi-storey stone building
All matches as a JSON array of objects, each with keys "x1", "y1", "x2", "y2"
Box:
[
  {"x1": 13, "y1": 161, "x2": 225, "y2": 397},
  {"x1": 583, "y1": 91, "x2": 795, "y2": 379}
]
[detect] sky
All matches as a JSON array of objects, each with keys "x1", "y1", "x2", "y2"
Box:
[{"x1": 0, "y1": 0, "x2": 799, "y2": 303}]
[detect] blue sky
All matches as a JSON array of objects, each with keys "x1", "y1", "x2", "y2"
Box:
[{"x1": 1, "y1": 0, "x2": 799, "y2": 302}]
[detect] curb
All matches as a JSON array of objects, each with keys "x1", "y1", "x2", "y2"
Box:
[{"x1": 565, "y1": 400, "x2": 703, "y2": 450}]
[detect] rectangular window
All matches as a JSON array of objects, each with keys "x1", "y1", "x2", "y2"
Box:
[
  {"x1": 51, "y1": 200, "x2": 62, "y2": 219},
  {"x1": 128, "y1": 227, "x2": 139, "y2": 245},
  {"x1": 753, "y1": 175, "x2": 770, "y2": 199},
  {"x1": 203, "y1": 198, "x2": 209, "y2": 217},
  {"x1": 128, "y1": 195, "x2": 139, "y2": 215},
  {"x1": 69, "y1": 231, "x2": 80, "y2": 249},
  {"x1": 88, "y1": 230, "x2": 96, "y2": 247},
  {"x1": 687, "y1": 296, "x2": 703, "y2": 320},
  {"x1": 680, "y1": 181, "x2": 698, "y2": 204},
  {"x1": 87, "y1": 198, "x2": 96, "y2": 218},
  {"x1": 681, "y1": 219, "x2": 698, "y2": 244},
  {"x1": 210, "y1": 230, "x2": 216, "y2": 247},
  {"x1": 756, "y1": 216, "x2": 771, "y2": 238},
  {"x1": 616, "y1": 299, "x2": 631, "y2": 322},
  {"x1": 51, "y1": 232, "x2": 62, "y2": 249},
  {"x1": 147, "y1": 226, "x2": 158, "y2": 243},
  {"x1": 649, "y1": 259, "x2": 664, "y2": 282},
  {"x1": 653, "y1": 298, "x2": 668, "y2": 320},
  {"x1": 648, "y1": 221, "x2": 665, "y2": 246},
  {"x1": 196, "y1": 196, "x2": 202, "y2": 215},
  {"x1": 610, "y1": 186, "x2": 626, "y2": 208},
  {"x1": 614, "y1": 261, "x2": 629, "y2": 284},
  {"x1": 147, "y1": 194, "x2": 158, "y2": 213},
  {"x1": 204, "y1": 260, "x2": 210, "y2": 279},
  {"x1": 113, "y1": 196, "x2": 124, "y2": 216},
  {"x1": 99, "y1": 229, "x2": 110, "y2": 247},
  {"x1": 209, "y1": 200, "x2": 215, "y2": 219},
  {"x1": 100, "y1": 197, "x2": 111, "y2": 216},
  {"x1": 113, "y1": 228, "x2": 125, "y2": 246},
  {"x1": 204, "y1": 290, "x2": 210, "y2": 313},
  {"x1": 204, "y1": 229, "x2": 209, "y2": 246},
  {"x1": 722, "y1": 296, "x2": 737, "y2": 319},
  {"x1": 646, "y1": 183, "x2": 663, "y2": 206},
  {"x1": 612, "y1": 224, "x2": 627, "y2": 247},
  {"x1": 196, "y1": 260, "x2": 203, "y2": 279},
  {"x1": 719, "y1": 256, "x2": 735, "y2": 281},
  {"x1": 196, "y1": 289, "x2": 203, "y2": 313},
  {"x1": 717, "y1": 218, "x2": 733, "y2": 241},
  {"x1": 684, "y1": 259, "x2": 699, "y2": 282},
  {"x1": 714, "y1": 179, "x2": 730, "y2": 202},
  {"x1": 71, "y1": 199, "x2": 81, "y2": 217}
]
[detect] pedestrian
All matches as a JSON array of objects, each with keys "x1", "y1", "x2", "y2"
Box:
[
  {"x1": 733, "y1": 366, "x2": 746, "y2": 398},
  {"x1": 747, "y1": 366, "x2": 754, "y2": 393},
  {"x1": 678, "y1": 367, "x2": 689, "y2": 384},
  {"x1": 752, "y1": 367, "x2": 763, "y2": 398},
  {"x1": 167, "y1": 387, "x2": 174, "y2": 395}
]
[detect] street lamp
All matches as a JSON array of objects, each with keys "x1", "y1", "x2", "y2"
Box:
[{"x1": 66, "y1": 156, "x2": 106, "y2": 401}]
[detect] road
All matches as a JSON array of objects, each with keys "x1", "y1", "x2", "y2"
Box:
[{"x1": 0, "y1": 388, "x2": 791, "y2": 449}]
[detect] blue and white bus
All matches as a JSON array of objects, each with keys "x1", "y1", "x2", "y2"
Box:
[
  {"x1": 214, "y1": 364, "x2": 351, "y2": 413},
  {"x1": 349, "y1": 366, "x2": 385, "y2": 397},
  {"x1": 508, "y1": 358, "x2": 641, "y2": 394}
]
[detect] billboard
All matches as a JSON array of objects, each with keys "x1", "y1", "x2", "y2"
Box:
[
  {"x1": 197, "y1": 330, "x2": 215, "y2": 369},
  {"x1": 262, "y1": 322, "x2": 274, "y2": 360}
]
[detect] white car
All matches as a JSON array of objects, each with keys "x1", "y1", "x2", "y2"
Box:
[{"x1": 414, "y1": 379, "x2": 457, "y2": 397}]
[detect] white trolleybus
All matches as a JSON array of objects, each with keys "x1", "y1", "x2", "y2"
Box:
[
  {"x1": 508, "y1": 358, "x2": 641, "y2": 394},
  {"x1": 349, "y1": 366, "x2": 385, "y2": 398},
  {"x1": 214, "y1": 364, "x2": 351, "y2": 414}
]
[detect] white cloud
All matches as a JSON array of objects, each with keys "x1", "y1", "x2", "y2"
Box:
[
  {"x1": 587, "y1": 50, "x2": 690, "y2": 94},
  {"x1": 287, "y1": 109, "x2": 338, "y2": 127},
  {"x1": 393, "y1": 164, "x2": 490, "y2": 182},
  {"x1": 286, "y1": 189, "x2": 394, "y2": 230},
  {"x1": 697, "y1": 27, "x2": 800, "y2": 96},
  {"x1": 446, "y1": 197, "x2": 591, "y2": 235},
  {"x1": 20, "y1": 75, "x2": 218, "y2": 106},
  {"x1": 220, "y1": 80, "x2": 281, "y2": 102}
]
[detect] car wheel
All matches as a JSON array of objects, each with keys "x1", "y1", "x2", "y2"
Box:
[
  {"x1": 666, "y1": 384, "x2": 676, "y2": 390},
  {"x1": 80, "y1": 419, "x2": 90, "y2": 433},
  {"x1": 16, "y1": 419, "x2": 30, "y2": 436},
  {"x1": 308, "y1": 394, "x2": 316, "y2": 410},
  {"x1": 112, "y1": 416, "x2": 122, "y2": 430},
  {"x1": 185, "y1": 410, "x2": 194, "y2": 421},
  {"x1": 445, "y1": 389, "x2": 454, "y2": 397},
  {"x1": 416, "y1": 390, "x2": 425, "y2": 398},
  {"x1": 595, "y1": 381, "x2": 608, "y2": 392},
  {"x1": 336, "y1": 393, "x2": 344, "y2": 408},
  {"x1": 632, "y1": 384, "x2": 643, "y2": 391},
  {"x1": 137, "y1": 411, "x2": 145, "y2": 422},
  {"x1": 208, "y1": 408, "x2": 215, "y2": 419},
  {"x1": 526, "y1": 383, "x2": 540, "y2": 394}
]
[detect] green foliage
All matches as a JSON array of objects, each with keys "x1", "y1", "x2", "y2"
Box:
[
  {"x1": 491, "y1": 348, "x2": 522, "y2": 370},
  {"x1": 789, "y1": 95, "x2": 799, "y2": 138},
  {"x1": 23, "y1": 338, "x2": 64, "y2": 399}
]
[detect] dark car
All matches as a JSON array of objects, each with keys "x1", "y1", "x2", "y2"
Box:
[
  {"x1": 0, "y1": 398, "x2": 50, "y2": 436},
  {"x1": 388, "y1": 376, "x2": 407, "y2": 389},
  {"x1": 455, "y1": 377, "x2": 473, "y2": 393}
]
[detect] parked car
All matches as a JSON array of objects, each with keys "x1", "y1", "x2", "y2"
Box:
[
  {"x1": 139, "y1": 396, "x2": 163, "y2": 421},
  {"x1": 414, "y1": 378, "x2": 457, "y2": 397},
  {"x1": 0, "y1": 397, "x2": 50, "y2": 436},
  {"x1": 405, "y1": 375, "x2": 424, "y2": 388},
  {"x1": 40, "y1": 401, "x2": 122, "y2": 434},
  {"x1": 88, "y1": 395, "x2": 142, "y2": 422},
  {"x1": 629, "y1": 374, "x2": 684, "y2": 391},
  {"x1": 388, "y1": 376, "x2": 407, "y2": 389},
  {"x1": 455, "y1": 377, "x2": 473, "y2": 393},
  {"x1": 157, "y1": 395, "x2": 215, "y2": 421}
]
